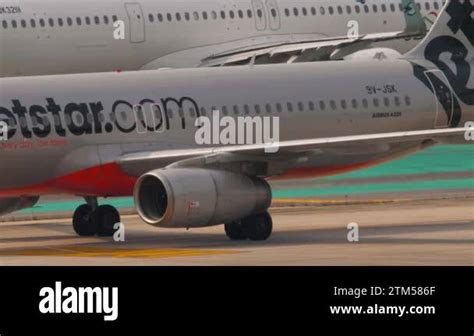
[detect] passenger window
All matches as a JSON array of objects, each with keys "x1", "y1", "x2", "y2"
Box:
[
  {"x1": 362, "y1": 99, "x2": 369, "y2": 108},
  {"x1": 48, "y1": 18, "x2": 54, "y2": 27},
  {"x1": 372, "y1": 5, "x2": 378, "y2": 13},
  {"x1": 337, "y1": 6, "x2": 343, "y2": 14},
  {"x1": 320, "y1": 7, "x2": 326, "y2": 15},
  {"x1": 67, "y1": 17, "x2": 72, "y2": 26},
  {"x1": 330, "y1": 100, "x2": 337, "y2": 110},
  {"x1": 176, "y1": 13, "x2": 181, "y2": 21},
  {"x1": 200, "y1": 107, "x2": 207, "y2": 116},
  {"x1": 94, "y1": 16, "x2": 100, "y2": 24},
  {"x1": 328, "y1": 6, "x2": 334, "y2": 15},
  {"x1": 247, "y1": 9, "x2": 253, "y2": 18},
  {"x1": 157, "y1": 13, "x2": 163, "y2": 22},
  {"x1": 148, "y1": 13, "x2": 154, "y2": 22},
  {"x1": 394, "y1": 96, "x2": 401, "y2": 106},
  {"x1": 308, "y1": 101, "x2": 315, "y2": 111},
  {"x1": 297, "y1": 102, "x2": 304, "y2": 112},
  {"x1": 381, "y1": 4, "x2": 387, "y2": 12},
  {"x1": 21, "y1": 19, "x2": 26, "y2": 28},
  {"x1": 302, "y1": 8, "x2": 308, "y2": 16},
  {"x1": 11, "y1": 20, "x2": 17, "y2": 28},
  {"x1": 341, "y1": 100, "x2": 347, "y2": 109},
  {"x1": 203, "y1": 11, "x2": 208, "y2": 20},
  {"x1": 220, "y1": 10, "x2": 226, "y2": 19},
  {"x1": 76, "y1": 17, "x2": 81, "y2": 26},
  {"x1": 184, "y1": 12, "x2": 190, "y2": 21},
  {"x1": 373, "y1": 98, "x2": 380, "y2": 107},
  {"x1": 103, "y1": 16, "x2": 109, "y2": 24},
  {"x1": 319, "y1": 101, "x2": 326, "y2": 110},
  {"x1": 39, "y1": 19, "x2": 45, "y2": 27},
  {"x1": 238, "y1": 10, "x2": 244, "y2": 18},
  {"x1": 2, "y1": 20, "x2": 7, "y2": 29},
  {"x1": 284, "y1": 8, "x2": 290, "y2": 16},
  {"x1": 311, "y1": 7, "x2": 317, "y2": 15},
  {"x1": 229, "y1": 10, "x2": 235, "y2": 19},
  {"x1": 351, "y1": 99, "x2": 358, "y2": 109},
  {"x1": 384, "y1": 97, "x2": 390, "y2": 107},
  {"x1": 222, "y1": 106, "x2": 229, "y2": 115},
  {"x1": 293, "y1": 8, "x2": 299, "y2": 16},
  {"x1": 255, "y1": 105, "x2": 261, "y2": 114},
  {"x1": 244, "y1": 105, "x2": 250, "y2": 115},
  {"x1": 85, "y1": 17, "x2": 90, "y2": 25},
  {"x1": 276, "y1": 103, "x2": 283, "y2": 113},
  {"x1": 405, "y1": 96, "x2": 411, "y2": 106},
  {"x1": 346, "y1": 6, "x2": 352, "y2": 14},
  {"x1": 30, "y1": 19, "x2": 36, "y2": 28},
  {"x1": 167, "y1": 13, "x2": 172, "y2": 22},
  {"x1": 355, "y1": 5, "x2": 361, "y2": 14},
  {"x1": 233, "y1": 105, "x2": 240, "y2": 115},
  {"x1": 211, "y1": 11, "x2": 217, "y2": 19},
  {"x1": 265, "y1": 104, "x2": 272, "y2": 113}
]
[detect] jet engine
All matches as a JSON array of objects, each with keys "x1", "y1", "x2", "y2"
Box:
[
  {"x1": 0, "y1": 196, "x2": 39, "y2": 216},
  {"x1": 133, "y1": 168, "x2": 271, "y2": 228}
]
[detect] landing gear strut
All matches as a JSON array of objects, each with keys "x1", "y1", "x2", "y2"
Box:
[
  {"x1": 72, "y1": 197, "x2": 121, "y2": 237},
  {"x1": 225, "y1": 211, "x2": 273, "y2": 241}
]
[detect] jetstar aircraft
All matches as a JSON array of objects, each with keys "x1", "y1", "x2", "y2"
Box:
[
  {"x1": 0, "y1": 0, "x2": 472, "y2": 240},
  {"x1": 0, "y1": 0, "x2": 435, "y2": 77}
]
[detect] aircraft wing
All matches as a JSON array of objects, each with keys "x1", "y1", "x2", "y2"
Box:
[
  {"x1": 117, "y1": 127, "x2": 469, "y2": 177},
  {"x1": 199, "y1": 0, "x2": 427, "y2": 67}
]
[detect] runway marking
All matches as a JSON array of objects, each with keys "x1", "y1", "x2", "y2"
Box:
[
  {"x1": 0, "y1": 247, "x2": 238, "y2": 259},
  {"x1": 273, "y1": 198, "x2": 397, "y2": 205}
]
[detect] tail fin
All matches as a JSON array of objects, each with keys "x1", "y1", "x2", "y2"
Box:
[
  {"x1": 404, "y1": 0, "x2": 473, "y2": 59},
  {"x1": 402, "y1": 0, "x2": 427, "y2": 35}
]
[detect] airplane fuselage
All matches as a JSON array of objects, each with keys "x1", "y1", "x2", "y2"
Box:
[
  {"x1": 0, "y1": 57, "x2": 471, "y2": 197},
  {"x1": 0, "y1": 0, "x2": 440, "y2": 76}
]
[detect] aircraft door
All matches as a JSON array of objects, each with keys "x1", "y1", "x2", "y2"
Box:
[
  {"x1": 252, "y1": 0, "x2": 267, "y2": 31},
  {"x1": 265, "y1": 0, "x2": 281, "y2": 30},
  {"x1": 124, "y1": 2, "x2": 145, "y2": 43},
  {"x1": 424, "y1": 69, "x2": 456, "y2": 128}
]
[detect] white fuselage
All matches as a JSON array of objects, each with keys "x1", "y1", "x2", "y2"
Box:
[
  {"x1": 0, "y1": 0, "x2": 440, "y2": 76},
  {"x1": 0, "y1": 58, "x2": 471, "y2": 196}
]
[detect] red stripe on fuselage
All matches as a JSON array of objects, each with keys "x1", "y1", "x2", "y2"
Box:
[
  {"x1": 0, "y1": 159, "x2": 384, "y2": 197},
  {"x1": 0, "y1": 163, "x2": 136, "y2": 197}
]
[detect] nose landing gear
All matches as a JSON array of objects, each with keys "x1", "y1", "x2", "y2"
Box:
[{"x1": 72, "y1": 197, "x2": 121, "y2": 237}]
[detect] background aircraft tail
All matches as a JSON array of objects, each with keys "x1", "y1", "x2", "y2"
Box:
[{"x1": 404, "y1": 0, "x2": 473, "y2": 60}]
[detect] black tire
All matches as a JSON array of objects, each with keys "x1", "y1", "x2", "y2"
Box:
[
  {"x1": 94, "y1": 205, "x2": 121, "y2": 237},
  {"x1": 241, "y1": 211, "x2": 273, "y2": 241},
  {"x1": 72, "y1": 204, "x2": 97, "y2": 236},
  {"x1": 224, "y1": 221, "x2": 248, "y2": 240}
]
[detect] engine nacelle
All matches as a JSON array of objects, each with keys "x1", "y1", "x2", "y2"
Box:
[
  {"x1": 343, "y1": 48, "x2": 402, "y2": 61},
  {"x1": 0, "y1": 196, "x2": 39, "y2": 216},
  {"x1": 134, "y1": 168, "x2": 272, "y2": 228}
]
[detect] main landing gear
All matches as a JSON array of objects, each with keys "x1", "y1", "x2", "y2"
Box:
[
  {"x1": 224, "y1": 211, "x2": 273, "y2": 241},
  {"x1": 72, "y1": 197, "x2": 120, "y2": 237}
]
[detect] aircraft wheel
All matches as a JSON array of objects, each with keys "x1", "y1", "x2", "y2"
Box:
[
  {"x1": 224, "y1": 221, "x2": 247, "y2": 240},
  {"x1": 241, "y1": 211, "x2": 273, "y2": 241},
  {"x1": 94, "y1": 205, "x2": 121, "y2": 237},
  {"x1": 72, "y1": 204, "x2": 97, "y2": 236}
]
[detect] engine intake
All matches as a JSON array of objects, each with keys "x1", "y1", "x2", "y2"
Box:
[{"x1": 134, "y1": 168, "x2": 271, "y2": 228}]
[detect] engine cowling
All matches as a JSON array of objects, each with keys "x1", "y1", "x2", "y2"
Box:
[
  {"x1": 0, "y1": 196, "x2": 39, "y2": 216},
  {"x1": 133, "y1": 168, "x2": 271, "y2": 228}
]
